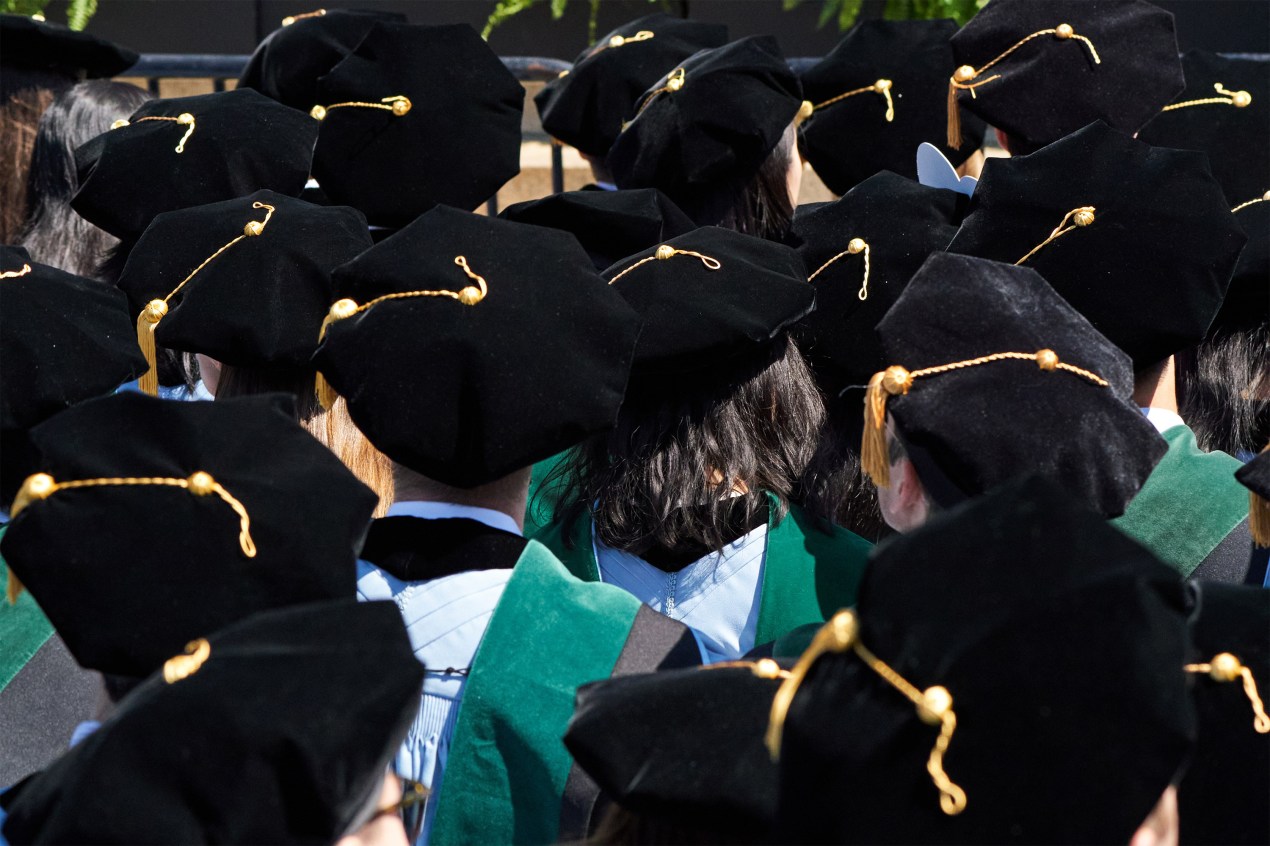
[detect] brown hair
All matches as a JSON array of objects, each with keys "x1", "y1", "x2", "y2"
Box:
[
  {"x1": 1, "y1": 83, "x2": 57, "y2": 243},
  {"x1": 215, "y1": 362, "x2": 395, "y2": 517}
]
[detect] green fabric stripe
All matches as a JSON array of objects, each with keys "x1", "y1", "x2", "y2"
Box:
[
  {"x1": 0, "y1": 526, "x2": 56, "y2": 691},
  {"x1": 429, "y1": 541, "x2": 642, "y2": 846},
  {"x1": 1112, "y1": 424, "x2": 1247, "y2": 578}
]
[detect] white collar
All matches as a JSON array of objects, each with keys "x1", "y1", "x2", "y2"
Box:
[
  {"x1": 593, "y1": 181, "x2": 618, "y2": 191},
  {"x1": 1140, "y1": 407, "x2": 1186, "y2": 436},
  {"x1": 385, "y1": 500, "x2": 523, "y2": 537}
]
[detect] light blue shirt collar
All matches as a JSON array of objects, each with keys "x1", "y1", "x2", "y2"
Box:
[
  {"x1": 386, "y1": 500, "x2": 522, "y2": 537},
  {"x1": 1140, "y1": 407, "x2": 1185, "y2": 436}
]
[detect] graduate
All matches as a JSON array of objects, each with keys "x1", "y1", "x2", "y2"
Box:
[
  {"x1": 798, "y1": 19, "x2": 987, "y2": 196},
  {"x1": 858, "y1": 251, "x2": 1162, "y2": 533},
  {"x1": 787, "y1": 171, "x2": 967, "y2": 540},
  {"x1": 608, "y1": 36, "x2": 806, "y2": 240},
  {"x1": 946, "y1": 121, "x2": 1251, "y2": 579},
  {"x1": 535, "y1": 13, "x2": 727, "y2": 190},
  {"x1": 948, "y1": 0, "x2": 1183, "y2": 155},
  {"x1": 1, "y1": 600, "x2": 424, "y2": 844},
  {"x1": 534, "y1": 227, "x2": 872, "y2": 662},
  {"x1": 0, "y1": 392, "x2": 378, "y2": 747},
  {"x1": 114, "y1": 190, "x2": 391, "y2": 511},
  {"x1": 314, "y1": 207, "x2": 703, "y2": 845},
  {"x1": 772, "y1": 476, "x2": 1195, "y2": 844},
  {"x1": 0, "y1": 246, "x2": 147, "y2": 785}
]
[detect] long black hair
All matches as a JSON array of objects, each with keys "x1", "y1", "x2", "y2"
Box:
[
  {"x1": 718, "y1": 120, "x2": 798, "y2": 242},
  {"x1": 1178, "y1": 322, "x2": 1270, "y2": 457},
  {"x1": 795, "y1": 398, "x2": 889, "y2": 543},
  {"x1": 545, "y1": 337, "x2": 825, "y2": 555},
  {"x1": 18, "y1": 80, "x2": 151, "y2": 278}
]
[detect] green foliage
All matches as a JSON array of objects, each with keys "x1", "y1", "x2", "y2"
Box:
[
  {"x1": 790, "y1": 0, "x2": 988, "y2": 29},
  {"x1": 1, "y1": 0, "x2": 99, "y2": 30},
  {"x1": 483, "y1": 0, "x2": 664, "y2": 42}
]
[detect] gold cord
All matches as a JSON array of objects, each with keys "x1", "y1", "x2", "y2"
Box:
[
  {"x1": 310, "y1": 95, "x2": 412, "y2": 121},
  {"x1": 704, "y1": 658, "x2": 793, "y2": 680},
  {"x1": 588, "y1": 29, "x2": 654, "y2": 57},
  {"x1": 808, "y1": 237, "x2": 871, "y2": 300},
  {"x1": 1015, "y1": 206, "x2": 1096, "y2": 266},
  {"x1": 1162, "y1": 82, "x2": 1252, "y2": 111},
  {"x1": 861, "y1": 351, "x2": 1110, "y2": 488},
  {"x1": 631, "y1": 67, "x2": 685, "y2": 121},
  {"x1": 1231, "y1": 191, "x2": 1270, "y2": 213},
  {"x1": 765, "y1": 610, "x2": 966, "y2": 815},
  {"x1": 0, "y1": 263, "x2": 32, "y2": 279},
  {"x1": 135, "y1": 202, "x2": 275, "y2": 396},
  {"x1": 811, "y1": 78, "x2": 895, "y2": 122},
  {"x1": 607, "y1": 243, "x2": 722, "y2": 285},
  {"x1": 1186, "y1": 653, "x2": 1270, "y2": 733},
  {"x1": 111, "y1": 113, "x2": 197, "y2": 153},
  {"x1": 282, "y1": 8, "x2": 326, "y2": 26},
  {"x1": 163, "y1": 638, "x2": 212, "y2": 683},
  {"x1": 6, "y1": 471, "x2": 257, "y2": 603},
  {"x1": 314, "y1": 256, "x2": 490, "y2": 409},
  {"x1": 947, "y1": 24, "x2": 1100, "y2": 148}
]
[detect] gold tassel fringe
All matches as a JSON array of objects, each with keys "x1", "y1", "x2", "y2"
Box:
[
  {"x1": 135, "y1": 300, "x2": 167, "y2": 396},
  {"x1": 946, "y1": 79, "x2": 962, "y2": 149},
  {"x1": 6, "y1": 566, "x2": 23, "y2": 604},
  {"x1": 1251, "y1": 492, "x2": 1270, "y2": 547}
]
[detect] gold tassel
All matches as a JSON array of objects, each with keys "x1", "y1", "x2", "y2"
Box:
[
  {"x1": 135, "y1": 300, "x2": 168, "y2": 396},
  {"x1": 315, "y1": 371, "x2": 340, "y2": 412},
  {"x1": 947, "y1": 77, "x2": 962, "y2": 149},
  {"x1": 6, "y1": 567, "x2": 23, "y2": 605},
  {"x1": 861, "y1": 371, "x2": 891, "y2": 488},
  {"x1": 314, "y1": 298, "x2": 360, "y2": 410},
  {"x1": 1251, "y1": 491, "x2": 1270, "y2": 547}
]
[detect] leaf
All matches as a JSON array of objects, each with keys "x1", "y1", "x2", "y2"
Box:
[
  {"x1": 837, "y1": 0, "x2": 863, "y2": 30},
  {"x1": 588, "y1": 0, "x2": 600, "y2": 41},
  {"x1": 782, "y1": 0, "x2": 803, "y2": 10},
  {"x1": 550, "y1": 0, "x2": 567, "y2": 19},
  {"x1": 816, "y1": 0, "x2": 840, "y2": 29},
  {"x1": 66, "y1": 0, "x2": 96, "y2": 30},
  {"x1": 0, "y1": 0, "x2": 51, "y2": 17}
]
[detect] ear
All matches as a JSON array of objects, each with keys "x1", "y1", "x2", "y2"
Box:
[
  {"x1": 994, "y1": 127, "x2": 1012, "y2": 155},
  {"x1": 894, "y1": 456, "x2": 927, "y2": 513}
]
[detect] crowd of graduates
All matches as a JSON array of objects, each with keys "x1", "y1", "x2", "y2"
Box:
[{"x1": 0, "y1": 0, "x2": 1267, "y2": 843}]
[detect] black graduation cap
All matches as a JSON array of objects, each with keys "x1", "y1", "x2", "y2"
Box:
[
  {"x1": 1177, "y1": 582, "x2": 1270, "y2": 846},
  {"x1": 0, "y1": 392, "x2": 379, "y2": 678},
  {"x1": 116, "y1": 190, "x2": 372, "y2": 379},
  {"x1": 602, "y1": 226, "x2": 812, "y2": 377},
  {"x1": 946, "y1": 121, "x2": 1247, "y2": 369},
  {"x1": 72, "y1": 88, "x2": 318, "y2": 241},
  {"x1": 498, "y1": 187, "x2": 697, "y2": 272},
  {"x1": 1218, "y1": 195, "x2": 1270, "y2": 332},
  {"x1": 1138, "y1": 50, "x2": 1269, "y2": 207},
  {"x1": 0, "y1": 600, "x2": 423, "y2": 844},
  {"x1": 788, "y1": 171, "x2": 964, "y2": 403},
  {"x1": 564, "y1": 661, "x2": 787, "y2": 839},
  {"x1": 864, "y1": 251, "x2": 1165, "y2": 517},
  {"x1": 0, "y1": 13, "x2": 138, "y2": 79},
  {"x1": 1236, "y1": 448, "x2": 1270, "y2": 548},
  {"x1": 309, "y1": 21, "x2": 524, "y2": 227},
  {"x1": 799, "y1": 19, "x2": 987, "y2": 195},
  {"x1": 607, "y1": 35, "x2": 804, "y2": 226},
  {"x1": 313, "y1": 205, "x2": 640, "y2": 488},
  {"x1": 535, "y1": 13, "x2": 728, "y2": 159},
  {"x1": 237, "y1": 8, "x2": 408, "y2": 112},
  {"x1": 0, "y1": 251, "x2": 148, "y2": 507},
  {"x1": 774, "y1": 475, "x2": 1194, "y2": 844},
  {"x1": 948, "y1": 0, "x2": 1183, "y2": 154}
]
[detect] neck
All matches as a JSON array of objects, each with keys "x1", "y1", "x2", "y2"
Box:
[
  {"x1": 1132, "y1": 355, "x2": 1178, "y2": 412},
  {"x1": 392, "y1": 464, "x2": 531, "y2": 532},
  {"x1": 584, "y1": 153, "x2": 614, "y2": 187}
]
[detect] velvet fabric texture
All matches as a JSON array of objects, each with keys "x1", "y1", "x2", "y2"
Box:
[
  {"x1": 776, "y1": 476, "x2": 1194, "y2": 844},
  {"x1": 0, "y1": 252, "x2": 147, "y2": 506},
  {"x1": 314, "y1": 206, "x2": 640, "y2": 488},
  {"x1": 602, "y1": 226, "x2": 811, "y2": 378},
  {"x1": 789, "y1": 171, "x2": 964, "y2": 400},
  {"x1": 565, "y1": 664, "x2": 783, "y2": 837},
  {"x1": 237, "y1": 8, "x2": 408, "y2": 112},
  {"x1": 0, "y1": 393, "x2": 378, "y2": 678},
  {"x1": 607, "y1": 36, "x2": 803, "y2": 226},
  {"x1": 72, "y1": 88, "x2": 317, "y2": 240},
  {"x1": 799, "y1": 19, "x2": 986, "y2": 195},
  {"x1": 1138, "y1": 51, "x2": 1269, "y2": 207},
  {"x1": 1219, "y1": 199, "x2": 1270, "y2": 331},
  {"x1": 535, "y1": 13, "x2": 728, "y2": 159},
  {"x1": 116, "y1": 190, "x2": 372, "y2": 367},
  {"x1": 879, "y1": 252, "x2": 1164, "y2": 516},
  {"x1": 946, "y1": 121, "x2": 1246, "y2": 369},
  {"x1": 0, "y1": 14, "x2": 137, "y2": 78},
  {"x1": 949, "y1": 0, "x2": 1183, "y2": 153},
  {"x1": 1236, "y1": 449, "x2": 1270, "y2": 500},
  {"x1": 1177, "y1": 582, "x2": 1270, "y2": 845},
  {"x1": 0, "y1": 600, "x2": 422, "y2": 845},
  {"x1": 499, "y1": 187, "x2": 698, "y2": 272},
  {"x1": 310, "y1": 22, "x2": 523, "y2": 227}
]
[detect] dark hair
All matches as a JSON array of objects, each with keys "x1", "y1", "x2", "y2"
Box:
[
  {"x1": 718, "y1": 121, "x2": 797, "y2": 242},
  {"x1": 795, "y1": 400, "x2": 889, "y2": 543},
  {"x1": 0, "y1": 67, "x2": 65, "y2": 244},
  {"x1": 546, "y1": 338, "x2": 824, "y2": 554},
  {"x1": 18, "y1": 80, "x2": 151, "y2": 278},
  {"x1": 1178, "y1": 322, "x2": 1270, "y2": 457},
  {"x1": 215, "y1": 362, "x2": 395, "y2": 516}
]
